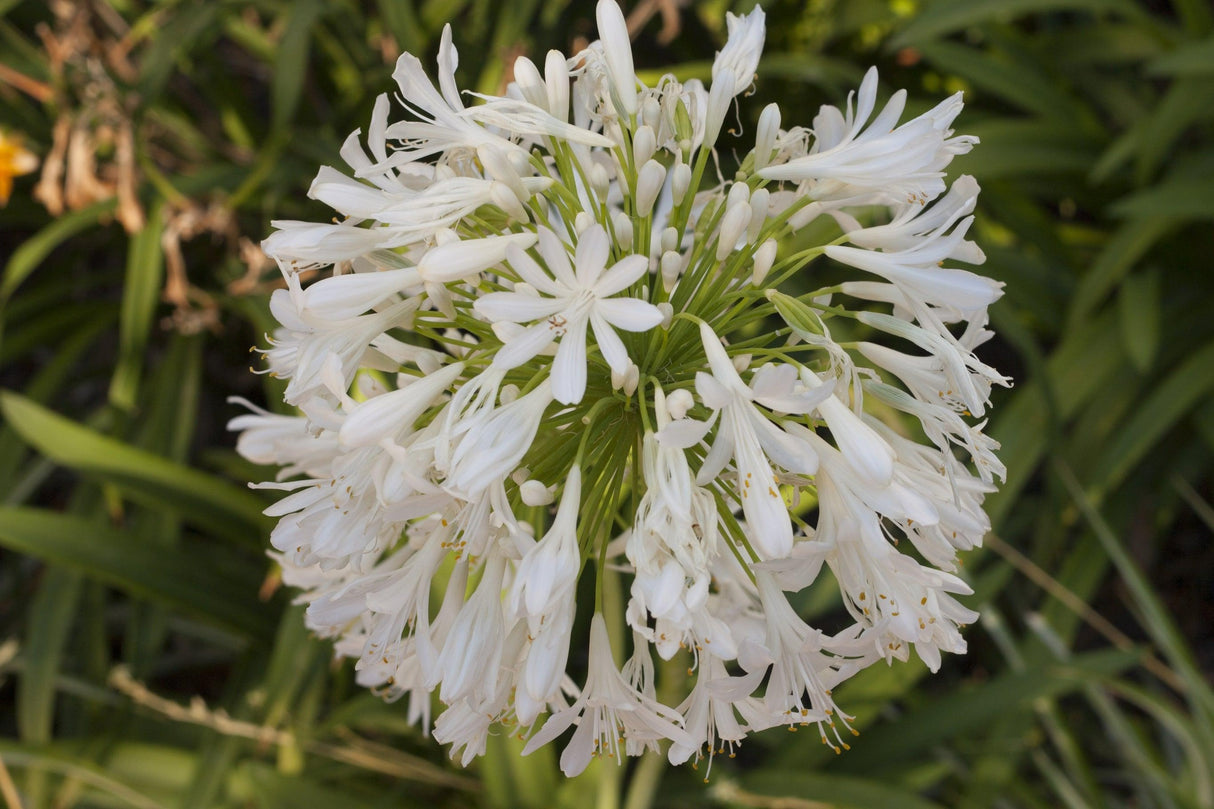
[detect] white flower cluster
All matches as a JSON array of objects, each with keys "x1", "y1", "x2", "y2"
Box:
[{"x1": 231, "y1": 1, "x2": 1009, "y2": 776}]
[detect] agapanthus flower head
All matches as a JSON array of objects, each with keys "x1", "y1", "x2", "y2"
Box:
[{"x1": 234, "y1": 0, "x2": 1009, "y2": 775}]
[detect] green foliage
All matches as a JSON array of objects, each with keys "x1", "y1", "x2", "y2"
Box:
[{"x1": 0, "y1": 0, "x2": 1211, "y2": 808}]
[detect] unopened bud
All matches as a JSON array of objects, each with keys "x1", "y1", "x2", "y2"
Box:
[
  {"x1": 612, "y1": 210, "x2": 634, "y2": 251},
  {"x1": 747, "y1": 188, "x2": 770, "y2": 242},
  {"x1": 520, "y1": 479, "x2": 555, "y2": 506},
  {"x1": 703, "y1": 71, "x2": 736, "y2": 149},
  {"x1": 728, "y1": 181, "x2": 750, "y2": 207},
  {"x1": 490, "y1": 182, "x2": 528, "y2": 221},
  {"x1": 633, "y1": 125, "x2": 656, "y2": 166},
  {"x1": 641, "y1": 97, "x2": 662, "y2": 129},
  {"x1": 671, "y1": 162, "x2": 692, "y2": 205},
  {"x1": 673, "y1": 98, "x2": 694, "y2": 148},
  {"x1": 716, "y1": 201, "x2": 751, "y2": 261},
  {"x1": 755, "y1": 103, "x2": 780, "y2": 170},
  {"x1": 766, "y1": 288, "x2": 826, "y2": 336},
  {"x1": 512, "y1": 56, "x2": 547, "y2": 110},
  {"x1": 544, "y1": 50, "x2": 569, "y2": 122},
  {"x1": 590, "y1": 164, "x2": 611, "y2": 200},
  {"x1": 752, "y1": 239, "x2": 778, "y2": 285},
  {"x1": 657, "y1": 301, "x2": 674, "y2": 328},
  {"x1": 479, "y1": 145, "x2": 526, "y2": 201},
  {"x1": 661, "y1": 227, "x2": 678, "y2": 253},
  {"x1": 611, "y1": 361, "x2": 640, "y2": 396},
  {"x1": 636, "y1": 159, "x2": 667, "y2": 218},
  {"x1": 575, "y1": 211, "x2": 596, "y2": 235},
  {"x1": 666, "y1": 388, "x2": 694, "y2": 420},
  {"x1": 660, "y1": 250, "x2": 683, "y2": 291}
]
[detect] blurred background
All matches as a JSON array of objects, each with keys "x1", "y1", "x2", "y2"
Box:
[{"x1": 1, "y1": 0, "x2": 1212, "y2": 807}]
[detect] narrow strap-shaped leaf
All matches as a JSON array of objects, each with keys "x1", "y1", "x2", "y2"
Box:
[
  {"x1": 0, "y1": 506, "x2": 274, "y2": 640},
  {"x1": 890, "y1": 0, "x2": 1144, "y2": 48},
  {"x1": 110, "y1": 200, "x2": 167, "y2": 411},
  {"x1": 0, "y1": 199, "x2": 116, "y2": 303},
  {"x1": 271, "y1": 0, "x2": 326, "y2": 133},
  {"x1": 836, "y1": 648, "x2": 1141, "y2": 771},
  {"x1": 1093, "y1": 338, "x2": 1214, "y2": 493},
  {"x1": 736, "y1": 772, "x2": 949, "y2": 809},
  {"x1": 0, "y1": 392, "x2": 269, "y2": 544}
]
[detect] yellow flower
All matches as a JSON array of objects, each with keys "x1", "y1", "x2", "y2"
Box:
[{"x1": 0, "y1": 130, "x2": 39, "y2": 205}]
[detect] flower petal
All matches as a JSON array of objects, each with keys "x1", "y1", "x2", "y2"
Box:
[
  {"x1": 575, "y1": 225, "x2": 609, "y2": 287},
  {"x1": 590, "y1": 311, "x2": 630, "y2": 374},
  {"x1": 595, "y1": 297, "x2": 663, "y2": 331},
  {"x1": 475, "y1": 291, "x2": 566, "y2": 322},
  {"x1": 593, "y1": 255, "x2": 649, "y2": 297},
  {"x1": 507, "y1": 243, "x2": 564, "y2": 296},
  {"x1": 538, "y1": 227, "x2": 577, "y2": 289},
  {"x1": 494, "y1": 321, "x2": 558, "y2": 369},
  {"x1": 551, "y1": 315, "x2": 590, "y2": 404}
]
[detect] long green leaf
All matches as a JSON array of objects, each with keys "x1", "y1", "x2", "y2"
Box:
[
  {"x1": 0, "y1": 199, "x2": 116, "y2": 303},
  {"x1": 1093, "y1": 338, "x2": 1214, "y2": 492},
  {"x1": 0, "y1": 506, "x2": 273, "y2": 639},
  {"x1": 736, "y1": 772, "x2": 948, "y2": 809},
  {"x1": 17, "y1": 569, "x2": 81, "y2": 744},
  {"x1": 1147, "y1": 35, "x2": 1214, "y2": 76},
  {"x1": 836, "y1": 648, "x2": 1140, "y2": 771},
  {"x1": 890, "y1": 0, "x2": 1143, "y2": 48},
  {"x1": 0, "y1": 392, "x2": 269, "y2": 543},
  {"x1": 272, "y1": 0, "x2": 325, "y2": 132},
  {"x1": 110, "y1": 201, "x2": 167, "y2": 412},
  {"x1": 1111, "y1": 177, "x2": 1214, "y2": 220}
]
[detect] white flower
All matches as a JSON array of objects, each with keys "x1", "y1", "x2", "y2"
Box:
[
  {"x1": 713, "y1": 7, "x2": 766, "y2": 96},
  {"x1": 523, "y1": 614, "x2": 693, "y2": 776},
  {"x1": 476, "y1": 226, "x2": 663, "y2": 404},
  {"x1": 510, "y1": 465, "x2": 583, "y2": 622},
  {"x1": 758, "y1": 67, "x2": 976, "y2": 206},
  {"x1": 239, "y1": 2, "x2": 1009, "y2": 773},
  {"x1": 693, "y1": 322, "x2": 832, "y2": 559}
]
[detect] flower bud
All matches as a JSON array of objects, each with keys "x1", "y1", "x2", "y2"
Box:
[
  {"x1": 520, "y1": 479, "x2": 556, "y2": 506},
  {"x1": 596, "y1": 0, "x2": 638, "y2": 116},
  {"x1": 660, "y1": 250, "x2": 682, "y2": 291},
  {"x1": 670, "y1": 162, "x2": 692, "y2": 205},
  {"x1": 633, "y1": 125, "x2": 656, "y2": 166},
  {"x1": 754, "y1": 102, "x2": 780, "y2": 170},
  {"x1": 490, "y1": 182, "x2": 528, "y2": 221},
  {"x1": 716, "y1": 200, "x2": 751, "y2": 261},
  {"x1": 544, "y1": 49, "x2": 569, "y2": 122},
  {"x1": 611, "y1": 361, "x2": 640, "y2": 396},
  {"x1": 666, "y1": 388, "x2": 694, "y2": 420},
  {"x1": 575, "y1": 211, "x2": 596, "y2": 235},
  {"x1": 703, "y1": 71, "x2": 735, "y2": 149},
  {"x1": 752, "y1": 238, "x2": 778, "y2": 285},
  {"x1": 728, "y1": 181, "x2": 750, "y2": 207},
  {"x1": 660, "y1": 227, "x2": 678, "y2": 253},
  {"x1": 747, "y1": 188, "x2": 770, "y2": 242},
  {"x1": 590, "y1": 163, "x2": 611, "y2": 200},
  {"x1": 635, "y1": 159, "x2": 667, "y2": 218},
  {"x1": 640, "y1": 96, "x2": 661, "y2": 129},
  {"x1": 611, "y1": 210, "x2": 634, "y2": 251},
  {"x1": 657, "y1": 301, "x2": 674, "y2": 328},
  {"x1": 512, "y1": 56, "x2": 547, "y2": 110}
]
